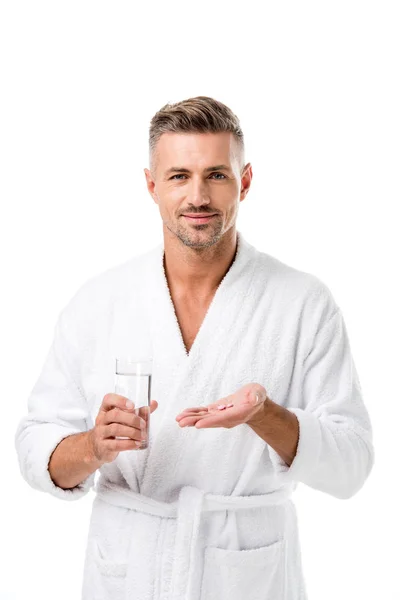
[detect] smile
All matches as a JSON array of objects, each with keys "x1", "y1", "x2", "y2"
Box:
[{"x1": 183, "y1": 215, "x2": 216, "y2": 223}]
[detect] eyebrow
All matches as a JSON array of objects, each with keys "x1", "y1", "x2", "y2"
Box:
[{"x1": 164, "y1": 164, "x2": 232, "y2": 176}]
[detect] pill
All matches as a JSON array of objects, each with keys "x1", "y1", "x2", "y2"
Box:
[{"x1": 217, "y1": 404, "x2": 227, "y2": 410}]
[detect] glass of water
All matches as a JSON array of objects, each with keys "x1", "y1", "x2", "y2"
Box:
[{"x1": 114, "y1": 357, "x2": 152, "y2": 450}]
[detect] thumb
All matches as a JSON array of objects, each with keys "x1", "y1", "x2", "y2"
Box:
[
  {"x1": 150, "y1": 399, "x2": 158, "y2": 413},
  {"x1": 252, "y1": 389, "x2": 262, "y2": 406}
]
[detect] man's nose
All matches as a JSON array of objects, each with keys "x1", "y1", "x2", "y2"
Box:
[{"x1": 187, "y1": 179, "x2": 211, "y2": 206}]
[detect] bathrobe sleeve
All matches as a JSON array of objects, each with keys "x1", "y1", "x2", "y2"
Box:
[
  {"x1": 15, "y1": 299, "x2": 95, "y2": 501},
  {"x1": 268, "y1": 303, "x2": 374, "y2": 499}
]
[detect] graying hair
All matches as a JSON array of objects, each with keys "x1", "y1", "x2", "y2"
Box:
[{"x1": 148, "y1": 95, "x2": 245, "y2": 175}]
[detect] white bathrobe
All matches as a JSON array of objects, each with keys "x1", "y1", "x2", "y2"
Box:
[{"x1": 15, "y1": 231, "x2": 374, "y2": 600}]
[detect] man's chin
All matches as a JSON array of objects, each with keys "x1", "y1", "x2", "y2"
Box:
[{"x1": 177, "y1": 231, "x2": 220, "y2": 249}]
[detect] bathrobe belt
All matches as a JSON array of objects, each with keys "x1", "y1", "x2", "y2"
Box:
[{"x1": 94, "y1": 480, "x2": 292, "y2": 600}]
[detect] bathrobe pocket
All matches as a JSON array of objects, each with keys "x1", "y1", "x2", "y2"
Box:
[
  {"x1": 200, "y1": 538, "x2": 286, "y2": 600},
  {"x1": 92, "y1": 539, "x2": 127, "y2": 599}
]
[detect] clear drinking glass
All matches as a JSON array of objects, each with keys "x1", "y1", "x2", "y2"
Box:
[{"x1": 114, "y1": 357, "x2": 152, "y2": 450}]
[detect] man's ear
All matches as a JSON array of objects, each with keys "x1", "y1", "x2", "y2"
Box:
[{"x1": 144, "y1": 167, "x2": 158, "y2": 203}]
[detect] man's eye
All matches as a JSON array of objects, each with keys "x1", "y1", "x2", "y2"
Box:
[{"x1": 169, "y1": 173, "x2": 226, "y2": 180}]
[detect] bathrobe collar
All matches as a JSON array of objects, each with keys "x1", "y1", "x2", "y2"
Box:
[{"x1": 145, "y1": 229, "x2": 258, "y2": 368}]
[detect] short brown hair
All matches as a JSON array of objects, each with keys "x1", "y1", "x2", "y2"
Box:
[{"x1": 148, "y1": 95, "x2": 245, "y2": 175}]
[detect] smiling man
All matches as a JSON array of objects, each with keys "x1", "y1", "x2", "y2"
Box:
[{"x1": 15, "y1": 96, "x2": 374, "y2": 600}]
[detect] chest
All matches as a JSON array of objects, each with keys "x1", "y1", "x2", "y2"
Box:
[{"x1": 172, "y1": 296, "x2": 214, "y2": 355}]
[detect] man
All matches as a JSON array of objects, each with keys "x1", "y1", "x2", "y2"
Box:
[{"x1": 15, "y1": 95, "x2": 374, "y2": 600}]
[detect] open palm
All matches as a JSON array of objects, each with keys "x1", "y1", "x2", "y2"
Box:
[{"x1": 175, "y1": 383, "x2": 266, "y2": 430}]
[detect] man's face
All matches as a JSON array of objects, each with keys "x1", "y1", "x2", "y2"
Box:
[{"x1": 144, "y1": 131, "x2": 252, "y2": 249}]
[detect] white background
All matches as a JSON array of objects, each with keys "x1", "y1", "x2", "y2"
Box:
[{"x1": 1, "y1": 1, "x2": 399, "y2": 599}]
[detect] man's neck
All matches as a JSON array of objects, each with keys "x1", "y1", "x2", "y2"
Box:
[{"x1": 162, "y1": 229, "x2": 238, "y2": 299}]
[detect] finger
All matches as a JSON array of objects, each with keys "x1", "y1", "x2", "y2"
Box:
[
  {"x1": 178, "y1": 403, "x2": 242, "y2": 424},
  {"x1": 244, "y1": 389, "x2": 263, "y2": 406},
  {"x1": 176, "y1": 408, "x2": 208, "y2": 422},
  {"x1": 253, "y1": 390, "x2": 264, "y2": 405},
  {"x1": 195, "y1": 415, "x2": 236, "y2": 429},
  {"x1": 150, "y1": 400, "x2": 158, "y2": 413},
  {"x1": 177, "y1": 406, "x2": 208, "y2": 415},
  {"x1": 103, "y1": 408, "x2": 145, "y2": 429},
  {"x1": 103, "y1": 423, "x2": 143, "y2": 441},
  {"x1": 178, "y1": 413, "x2": 225, "y2": 428},
  {"x1": 177, "y1": 415, "x2": 206, "y2": 427},
  {"x1": 194, "y1": 416, "x2": 229, "y2": 428},
  {"x1": 175, "y1": 410, "x2": 207, "y2": 425},
  {"x1": 103, "y1": 438, "x2": 143, "y2": 452},
  {"x1": 194, "y1": 404, "x2": 247, "y2": 428},
  {"x1": 101, "y1": 393, "x2": 136, "y2": 413}
]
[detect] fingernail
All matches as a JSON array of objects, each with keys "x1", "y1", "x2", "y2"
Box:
[{"x1": 126, "y1": 400, "x2": 134, "y2": 409}]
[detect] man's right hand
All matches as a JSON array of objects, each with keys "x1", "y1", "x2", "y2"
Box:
[{"x1": 88, "y1": 393, "x2": 158, "y2": 464}]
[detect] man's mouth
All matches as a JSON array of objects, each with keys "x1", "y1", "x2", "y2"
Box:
[{"x1": 183, "y1": 214, "x2": 217, "y2": 223}]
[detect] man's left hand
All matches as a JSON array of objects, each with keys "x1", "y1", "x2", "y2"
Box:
[{"x1": 175, "y1": 383, "x2": 268, "y2": 430}]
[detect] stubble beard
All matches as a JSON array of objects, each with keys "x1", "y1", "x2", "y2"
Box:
[{"x1": 167, "y1": 216, "x2": 224, "y2": 249}]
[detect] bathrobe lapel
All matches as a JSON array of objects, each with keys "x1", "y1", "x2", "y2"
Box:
[{"x1": 139, "y1": 230, "x2": 259, "y2": 497}]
